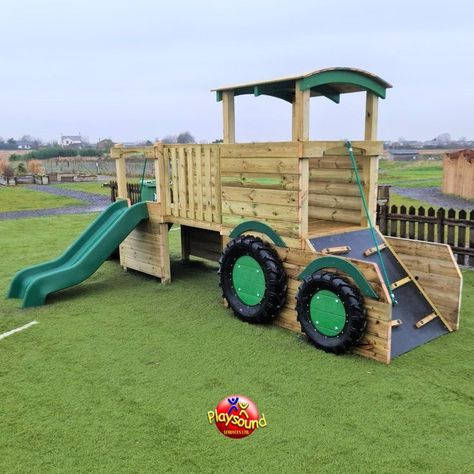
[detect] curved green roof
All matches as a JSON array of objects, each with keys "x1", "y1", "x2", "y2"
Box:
[{"x1": 213, "y1": 67, "x2": 392, "y2": 103}]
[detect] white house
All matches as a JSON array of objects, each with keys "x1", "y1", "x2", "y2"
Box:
[{"x1": 60, "y1": 135, "x2": 85, "y2": 149}]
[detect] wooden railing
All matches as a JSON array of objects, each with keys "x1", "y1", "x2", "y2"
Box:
[
  {"x1": 378, "y1": 204, "x2": 474, "y2": 266},
  {"x1": 162, "y1": 145, "x2": 221, "y2": 225}
]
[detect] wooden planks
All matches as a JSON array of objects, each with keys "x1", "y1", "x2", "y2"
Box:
[
  {"x1": 162, "y1": 145, "x2": 221, "y2": 226},
  {"x1": 120, "y1": 215, "x2": 171, "y2": 283},
  {"x1": 385, "y1": 237, "x2": 462, "y2": 330},
  {"x1": 219, "y1": 142, "x2": 302, "y2": 247}
]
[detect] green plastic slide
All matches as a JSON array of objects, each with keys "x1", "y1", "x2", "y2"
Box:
[{"x1": 7, "y1": 200, "x2": 149, "y2": 308}]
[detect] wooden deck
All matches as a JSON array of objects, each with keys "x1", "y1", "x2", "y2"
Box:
[{"x1": 307, "y1": 219, "x2": 363, "y2": 238}]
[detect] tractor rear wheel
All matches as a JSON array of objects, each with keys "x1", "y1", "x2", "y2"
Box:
[
  {"x1": 296, "y1": 272, "x2": 366, "y2": 354},
  {"x1": 219, "y1": 235, "x2": 287, "y2": 324}
]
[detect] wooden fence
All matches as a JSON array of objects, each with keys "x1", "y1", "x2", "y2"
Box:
[
  {"x1": 109, "y1": 181, "x2": 141, "y2": 204},
  {"x1": 378, "y1": 205, "x2": 474, "y2": 266}
]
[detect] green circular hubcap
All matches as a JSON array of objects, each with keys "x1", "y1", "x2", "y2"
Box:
[
  {"x1": 232, "y1": 256, "x2": 265, "y2": 306},
  {"x1": 310, "y1": 290, "x2": 346, "y2": 336}
]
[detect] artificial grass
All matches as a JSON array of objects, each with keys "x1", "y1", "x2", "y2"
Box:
[
  {"x1": 379, "y1": 160, "x2": 442, "y2": 188},
  {"x1": 0, "y1": 214, "x2": 473, "y2": 473},
  {"x1": 0, "y1": 186, "x2": 84, "y2": 212},
  {"x1": 52, "y1": 181, "x2": 112, "y2": 196}
]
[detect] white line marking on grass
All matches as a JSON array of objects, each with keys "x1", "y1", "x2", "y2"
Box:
[
  {"x1": 0, "y1": 321, "x2": 39, "y2": 341},
  {"x1": 169, "y1": 227, "x2": 181, "y2": 232}
]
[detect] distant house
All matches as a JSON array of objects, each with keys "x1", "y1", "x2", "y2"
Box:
[
  {"x1": 16, "y1": 140, "x2": 35, "y2": 150},
  {"x1": 387, "y1": 149, "x2": 420, "y2": 161},
  {"x1": 96, "y1": 138, "x2": 115, "y2": 151},
  {"x1": 61, "y1": 135, "x2": 85, "y2": 149}
]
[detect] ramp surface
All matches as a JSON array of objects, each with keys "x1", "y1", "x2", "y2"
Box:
[
  {"x1": 309, "y1": 228, "x2": 449, "y2": 358},
  {"x1": 8, "y1": 200, "x2": 149, "y2": 308}
]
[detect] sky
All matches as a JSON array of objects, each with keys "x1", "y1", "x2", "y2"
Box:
[{"x1": 1, "y1": 0, "x2": 473, "y2": 144}]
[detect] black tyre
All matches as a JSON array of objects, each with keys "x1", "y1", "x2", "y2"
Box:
[
  {"x1": 219, "y1": 235, "x2": 287, "y2": 324},
  {"x1": 296, "y1": 272, "x2": 366, "y2": 354}
]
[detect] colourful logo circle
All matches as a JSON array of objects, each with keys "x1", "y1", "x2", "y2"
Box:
[{"x1": 207, "y1": 395, "x2": 267, "y2": 439}]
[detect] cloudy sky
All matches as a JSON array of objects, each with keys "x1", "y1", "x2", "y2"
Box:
[{"x1": 1, "y1": 0, "x2": 473, "y2": 143}]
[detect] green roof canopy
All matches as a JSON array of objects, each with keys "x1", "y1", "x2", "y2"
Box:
[{"x1": 213, "y1": 67, "x2": 392, "y2": 104}]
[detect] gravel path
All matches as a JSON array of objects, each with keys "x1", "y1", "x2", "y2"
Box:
[
  {"x1": 0, "y1": 184, "x2": 110, "y2": 220},
  {"x1": 392, "y1": 187, "x2": 474, "y2": 210}
]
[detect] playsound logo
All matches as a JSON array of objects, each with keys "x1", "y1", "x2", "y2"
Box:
[{"x1": 207, "y1": 394, "x2": 267, "y2": 439}]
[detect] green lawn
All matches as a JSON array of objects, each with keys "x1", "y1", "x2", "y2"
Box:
[
  {"x1": 52, "y1": 181, "x2": 112, "y2": 196},
  {"x1": 379, "y1": 160, "x2": 443, "y2": 188},
  {"x1": 389, "y1": 192, "x2": 436, "y2": 210},
  {"x1": 0, "y1": 214, "x2": 473, "y2": 473},
  {"x1": 0, "y1": 186, "x2": 84, "y2": 212}
]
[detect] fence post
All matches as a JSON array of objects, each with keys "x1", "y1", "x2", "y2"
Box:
[
  {"x1": 457, "y1": 210, "x2": 467, "y2": 265},
  {"x1": 378, "y1": 204, "x2": 388, "y2": 234},
  {"x1": 436, "y1": 208, "x2": 445, "y2": 243}
]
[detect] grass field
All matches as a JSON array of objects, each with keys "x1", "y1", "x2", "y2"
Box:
[
  {"x1": 379, "y1": 160, "x2": 442, "y2": 188},
  {"x1": 1, "y1": 213, "x2": 473, "y2": 473},
  {"x1": 0, "y1": 186, "x2": 84, "y2": 212},
  {"x1": 52, "y1": 181, "x2": 112, "y2": 196}
]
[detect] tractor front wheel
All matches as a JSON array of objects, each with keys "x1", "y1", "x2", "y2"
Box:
[{"x1": 296, "y1": 272, "x2": 366, "y2": 354}]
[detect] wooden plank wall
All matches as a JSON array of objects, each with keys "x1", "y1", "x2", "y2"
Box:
[
  {"x1": 308, "y1": 154, "x2": 362, "y2": 224},
  {"x1": 120, "y1": 203, "x2": 171, "y2": 282},
  {"x1": 162, "y1": 145, "x2": 221, "y2": 226},
  {"x1": 386, "y1": 237, "x2": 462, "y2": 330},
  {"x1": 220, "y1": 142, "x2": 303, "y2": 248},
  {"x1": 442, "y1": 151, "x2": 474, "y2": 199}
]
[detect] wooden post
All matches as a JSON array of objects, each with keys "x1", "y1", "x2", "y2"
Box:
[
  {"x1": 292, "y1": 80, "x2": 310, "y2": 141},
  {"x1": 360, "y1": 155, "x2": 379, "y2": 227},
  {"x1": 365, "y1": 92, "x2": 378, "y2": 141},
  {"x1": 113, "y1": 144, "x2": 127, "y2": 199},
  {"x1": 154, "y1": 142, "x2": 167, "y2": 210},
  {"x1": 222, "y1": 91, "x2": 235, "y2": 143}
]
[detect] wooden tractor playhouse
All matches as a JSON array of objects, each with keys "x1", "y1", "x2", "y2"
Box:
[{"x1": 8, "y1": 68, "x2": 463, "y2": 364}]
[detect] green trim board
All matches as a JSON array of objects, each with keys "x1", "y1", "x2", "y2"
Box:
[
  {"x1": 298, "y1": 256, "x2": 379, "y2": 300},
  {"x1": 229, "y1": 221, "x2": 287, "y2": 248}
]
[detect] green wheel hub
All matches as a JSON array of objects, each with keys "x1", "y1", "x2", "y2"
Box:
[
  {"x1": 309, "y1": 290, "x2": 346, "y2": 336},
  {"x1": 232, "y1": 256, "x2": 266, "y2": 306}
]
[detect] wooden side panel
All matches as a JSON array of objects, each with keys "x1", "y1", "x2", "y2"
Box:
[
  {"x1": 220, "y1": 143, "x2": 303, "y2": 247},
  {"x1": 163, "y1": 145, "x2": 221, "y2": 225},
  {"x1": 386, "y1": 237, "x2": 462, "y2": 330},
  {"x1": 120, "y1": 204, "x2": 171, "y2": 282},
  {"x1": 273, "y1": 246, "x2": 392, "y2": 364}
]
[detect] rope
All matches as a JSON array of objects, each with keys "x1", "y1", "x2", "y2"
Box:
[{"x1": 344, "y1": 141, "x2": 397, "y2": 305}]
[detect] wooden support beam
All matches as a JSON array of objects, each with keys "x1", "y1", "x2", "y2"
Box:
[
  {"x1": 364, "y1": 92, "x2": 378, "y2": 141},
  {"x1": 390, "y1": 276, "x2": 411, "y2": 291},
  {"x1": 389, "y1": 319, "x2": 403, "y2": 327},
  {"x1": 360, "y1": 155, "x2": 379, "y2": 226},
  {"x1": 364, "y1": 243, "x2": 387, "y2": 257},
  {"x1": 113, "y1": 144, "x2": 127, "y2": 199},
  {"x1": 292, "y1": 80, "x2": 310, "y2": 142},
  {"x1": 154, "y1": 142, "x2": 167, "y2": 211},
  {"x1": 415, "y1": 313, "x2": 438, "y2": 329},
  {"x1": 321, "y1": 246, "x2": 351, "y2": 255},
  {"x1": 222, "y1": 91, "x2": 235, "y2": 144}
]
